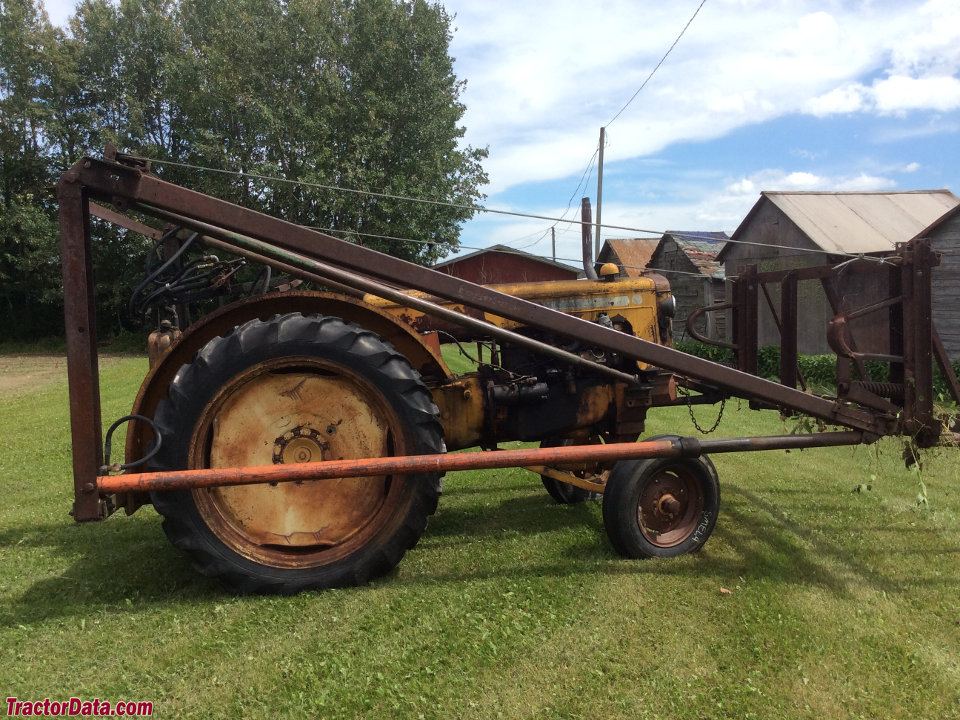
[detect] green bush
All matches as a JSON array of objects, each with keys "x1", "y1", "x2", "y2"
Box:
[{"x1": 672, "y1": 340, "x2": 734, "y2": 366}]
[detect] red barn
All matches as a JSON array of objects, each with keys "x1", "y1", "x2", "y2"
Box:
[{"x1": 433, "y1": 244, "x2": 583, "y2": 285}]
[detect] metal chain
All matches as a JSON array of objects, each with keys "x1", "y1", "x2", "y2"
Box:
[{"x1": 681, "y1": 389, "x2": 726, "y2": 434}]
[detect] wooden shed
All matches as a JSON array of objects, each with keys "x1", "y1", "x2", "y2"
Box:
[
  {"x1": 720, "y1": 190, "x2": 960, "y2": 355},
  {"x1": 648, "y1": 232, "x2": 729, "y2": 342},
  {"x1": 919, "y1": 205, "x2": 960, "y2": 359},
  {"x1": 433, "y1": 244, "x2": 583, "y2": 285}
]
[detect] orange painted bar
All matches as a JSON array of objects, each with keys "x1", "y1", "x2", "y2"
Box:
[{"x1": 98, "y1": 440, "x2": 681, "y2": 494}]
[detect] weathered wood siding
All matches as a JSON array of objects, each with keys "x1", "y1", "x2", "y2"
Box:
[
  {"x1": 930, "y1": 212, "x2": 960, "y2": 359},
  {"x1": 648, "y1": 238, "x2": 716, "y2": 341},
  {"x1": 723, "y1": 198, "x2": 891, "y2": 355}
]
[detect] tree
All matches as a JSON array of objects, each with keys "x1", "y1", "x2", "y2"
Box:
[
  {"x1": 169, "y1": 0, "x2": 487, "y2": 263},
  {"x1": 0, "y1": 0, "x2": 63, "y2": 338},
  {"x1": 1, "y1": 0, "x2": 487, "y2": 340}
]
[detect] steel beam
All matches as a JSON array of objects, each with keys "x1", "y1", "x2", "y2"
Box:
[
  {"x1": 58, "y1": 170, "x2": 104, "y2": 521},
  {"x1": 143, "y1": 206, "x2": 645, "y2": 388}
]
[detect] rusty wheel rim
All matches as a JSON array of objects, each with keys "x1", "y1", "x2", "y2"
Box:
[
  {"x1": 636, "y1": 464, "x2": 703, "y2": 548},
  {"x1": 188, "y1": 357, "x2": 408, "y2": 569}
]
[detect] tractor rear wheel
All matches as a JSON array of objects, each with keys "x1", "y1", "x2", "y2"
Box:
[
  {"x1": 602, "y1": 447, "x2": 719, "y2": 559},
  {"x1": 149, "y1": 313, "x2": 444, "y2": 594}
]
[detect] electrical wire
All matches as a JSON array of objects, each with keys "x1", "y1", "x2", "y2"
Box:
[
  {"x1": 605, "y1": 0, "x2": 708, "y2": 129},
  {"x1": 141, "y1": 156, "x2": 899, "y2": 267}
]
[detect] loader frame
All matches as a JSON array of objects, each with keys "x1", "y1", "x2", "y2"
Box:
[{"x1": 59, "y1": 149, "x2": 958, "y2": 522}]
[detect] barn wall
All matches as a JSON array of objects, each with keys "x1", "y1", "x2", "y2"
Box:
[
  {"x1": 724, "y1": 199, "x2": 892, "y2": 356},
  {"x1": 649, "y1": 239, "x2": 713, "y2": 341},
  {"x1": 709, "y1": 279, "x2": 727, "y2": 341},
  {"x1": 724, "y1": 200, "x2": 833, "y2": 354},
  {"x1": 931, "y1": 212, "x2": 960, "y2": 359},
  {"x1": 436, "y1": 253, "x2": 578, "y2": 284}
]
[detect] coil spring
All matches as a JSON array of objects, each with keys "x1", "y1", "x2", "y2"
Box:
[{"x1": 850, "y1": 381, "x2": 905, "y2": 400}]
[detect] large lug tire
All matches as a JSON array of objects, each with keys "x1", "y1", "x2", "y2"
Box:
[
  {"x1": 539, "y1": 437, "x2": 605, "y2": 504},
  {"x1": 602, "y1": 442, "x2": 720, "y2": 559},
  {"x1": 149, "y1": 313, "x2": 444, "y2": 594}
]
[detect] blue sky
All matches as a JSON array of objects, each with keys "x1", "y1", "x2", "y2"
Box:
[
  {"x1": 42, "y1": 0, "x2": 960, "y2": 265},
  {"x1": 442, "y1": 0, "x2": 960, "y2": 263}
]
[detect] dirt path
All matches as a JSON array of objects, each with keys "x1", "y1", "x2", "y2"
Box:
[{"x1": 0, "y1": 355, "x2": 122, "y2": 398}]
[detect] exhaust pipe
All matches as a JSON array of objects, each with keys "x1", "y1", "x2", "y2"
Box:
[{"x1": 581, "y1": 198, "x2": 599, "y2": 280}]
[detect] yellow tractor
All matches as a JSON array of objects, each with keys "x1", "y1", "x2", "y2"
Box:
[{"x1": 59, "y1": 150, "x2": 955, "y2": 593}]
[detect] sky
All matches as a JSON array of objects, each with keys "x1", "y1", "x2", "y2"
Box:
[{"x1": 41, "y1": 0, "x2": 960, "y2": 266}]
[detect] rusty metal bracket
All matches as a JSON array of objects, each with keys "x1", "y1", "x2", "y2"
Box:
[{"x1": 685, "y1": 301, "x2": 737, "y2": 350}]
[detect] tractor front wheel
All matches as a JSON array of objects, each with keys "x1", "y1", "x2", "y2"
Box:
[
  {"x1": 538, "y1": 437, "x2": 605, "y2": 504},
  {"x1": 602, "y1": 449, "x2": 719, "y2": 559}
]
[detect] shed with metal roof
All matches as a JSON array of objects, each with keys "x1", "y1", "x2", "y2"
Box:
[
  {"x1": 649, "y1": 232, "x2": 729, "y2": 342},
  {"x1": 597, "y1": 238, "x2": 661, "y2": 277},
  {"x1": 721, "y1": 190, "x2": 960, "y2": 355}
]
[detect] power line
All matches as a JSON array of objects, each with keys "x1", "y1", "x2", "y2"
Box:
[
  {"x1": 605, "y1": 0, "x2": 708, "y2": 128},
  {"x1": 146, "y1": 155, "x2": 666, "y2": 235},
  {"x1": 510, "y1": 147, "x2": 601, "y2": 252},
  {"x1": 486, "y1": 0, "x2": 707, "y2": 250},
  {"x1": 143, "y1": 156, "x2": 895, "y2": 266}
]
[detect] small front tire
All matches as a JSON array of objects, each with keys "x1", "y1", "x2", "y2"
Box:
[
  {"x1": 538, "y1": 437, "x2": 604, "y2": 504},
  {"x1": 602, "y1": 452, "x2": 719, "y2": 559}
]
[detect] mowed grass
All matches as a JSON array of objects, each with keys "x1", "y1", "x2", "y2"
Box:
[{"x1": 1, "y1": 353, "x2": 958, "y2": 719}]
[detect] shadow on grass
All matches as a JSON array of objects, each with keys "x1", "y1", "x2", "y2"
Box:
[
  {"x1": 428, "y1": 489, "x2": 604, "y2": 540},
  {"x1": 417, "y1": 480, "x2": 960, "y2": 596},
  {"x1": 0, "y1": 515, "x2": 220, "y2": 627},
  {"x1": 720, "y1": 483, "x2": 959, "y2": 591},
  {"x1": 4, "y1": 478, "x2": 956, "y2": 620}
]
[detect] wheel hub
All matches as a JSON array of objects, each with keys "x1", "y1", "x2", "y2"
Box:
[
  {"x1": 273, "y1": 426, "x2": 329, "y2": 466},
  {"x1": 638, "y1": 469, "x2": 700, "y2": 545},
  {"x1": 657, "y1": 493, "x2": 681, "y2": 516}
]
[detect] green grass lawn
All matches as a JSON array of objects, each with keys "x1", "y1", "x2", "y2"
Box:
[{"x1": 1, "y1": 353, "x2": 958, "y2": 718}]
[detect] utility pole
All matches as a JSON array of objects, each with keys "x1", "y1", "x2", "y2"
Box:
[
  {"x1": 595, "y1": 126, "x2": 605, "y2": 262},
  {"x1": 551, "y1": 226, "x2": 556, "y2": 262}
]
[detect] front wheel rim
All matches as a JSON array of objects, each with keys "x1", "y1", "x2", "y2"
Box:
[{"x1": 636, "y1": 465, "x2": 704, "y2": 547}]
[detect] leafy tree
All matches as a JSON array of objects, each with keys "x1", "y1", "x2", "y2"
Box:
[
  {"x1": 1, "y1": 0, "x2": 486, "y2": 341},
  {"x1": 169, "y1": 0, "x2": 487, "y2": 263},
  {"x1": 0, "y1": 0, "x2": 63, "y2": 338}
]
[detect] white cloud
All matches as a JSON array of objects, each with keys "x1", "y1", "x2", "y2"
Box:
[
  {"x1": 724, "y1": 168, "x2": 897, "y2": 195},
  {"x1": 873, "y1": 75, "x2": 960, "y2": 114},
  {"x1": 629, "y1": 166, "x2": 899, "y2": 237},
  {"x1": 834, "y1": 173, "x2": 898, "y2": 191},
  {"x1": 806, "y1": 84, "x2": 869, "y2": 116},
  {"x1": 809, "y1": 75, "x2": 960, "y2": 117},
  {"x1": 446, "y1": 0, "x2": 960, "y2": 195}
]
